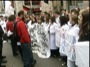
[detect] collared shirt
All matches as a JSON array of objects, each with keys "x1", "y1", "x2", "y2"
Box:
[{"x1": 16, "y1": 17, "x2": 31, "y2": 43}]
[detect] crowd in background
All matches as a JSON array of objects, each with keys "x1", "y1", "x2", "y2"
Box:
[{"x1": 0, "y1": 6, "x2": 89, "y2": 67}]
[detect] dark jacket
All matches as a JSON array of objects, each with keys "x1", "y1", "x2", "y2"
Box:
[
  {"x1": 0, "y1": 26, "x2": 4, "y2": 38},
  {"x1": 0, "y1": 26, "x2": 4, "y2": 42}
]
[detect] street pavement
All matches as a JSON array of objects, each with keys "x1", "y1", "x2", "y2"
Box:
[{"x1": 2, "y1": 41, "x2": 67, "y2": 67}]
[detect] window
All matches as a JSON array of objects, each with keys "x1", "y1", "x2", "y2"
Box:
[
  {"x1": 76, "y1": 1, "x2": 83, "y2": 6},
  {"x1": 24, "y1": 0, "x2": 30, "y2": 5},
  {"x1": 32, "y1": 0, "x2": 40, "y2": 5}
]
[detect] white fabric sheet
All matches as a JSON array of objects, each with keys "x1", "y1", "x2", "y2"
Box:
[
  {"x1": 28, "y1": 23, "x2": 50, "y2": 58},
  {"x1": 75, "y1": 41, "x2": 89, "y2": 67}
]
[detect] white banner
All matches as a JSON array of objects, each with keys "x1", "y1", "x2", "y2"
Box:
[
  {"x1": 75, "y1": 41, "x2": 89, "y2": 67},
  {"x1": 66, "y1": 34, "x2": 76, "y2": 61},
  {"x1": 55, "y1": 24, "x2": 79, "y2": 61},
  {"x1": 55, "y1": 24, "x2": 70, "y2": 56},
  {"x1": 29, "y1": 23, "x2": 50, "y2": 58}
]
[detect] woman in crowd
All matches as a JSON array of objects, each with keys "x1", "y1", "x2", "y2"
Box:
[
  {"x1": 66, "y1": 9, "x2": 79, "y2": 67},
  {"x1": 59, "y1": 9, "x2": 70, "y2": 66},
  {"x1": 48, "y1": 16, "x2": 58, "y2": 57},
  {"x1": 43, "y1": 16, "x2": 50, "y2": 32},
  {"x1": 78, "y1": 8, "x2": 90, "y2": 41},
  {"x1": 75, "y1": 8, "x2": 90, "y2": 67}
]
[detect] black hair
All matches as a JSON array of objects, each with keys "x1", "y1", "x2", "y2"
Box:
[
  {"x1": 8, "y1": 15, "x2": 16, "y2": 21},
  {"x1": 49, "y1": 16, "x2": 55, "y2": 23},
  {"x1": 54, "y1": 11, "x2": 60, "y2": 15},
  {"x1": 71, "y1": 9, "x2": 79, "y2": 16},
  {"x1": 18, "y1": 10, "x2": 24, "y2": 17}
]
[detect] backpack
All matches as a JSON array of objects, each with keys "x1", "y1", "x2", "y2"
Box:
[{"x1": 13, "y1": 20, "x2": 21, "y2": 42}]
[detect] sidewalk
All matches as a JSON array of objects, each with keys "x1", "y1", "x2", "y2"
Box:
[
  {"x1": 3, "y1": 41, "x2": 23, "y2": 67},
  {"x1": 2, "y1": 41, "x2": 66, "y2": 67}
]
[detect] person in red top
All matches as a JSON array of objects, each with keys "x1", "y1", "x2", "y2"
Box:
[
  {"x1": 6, "y1": 20, "x2": 14, "y2": 32},
  {"x1": 6, "y1": 15, "x2": 18, "y2": 56},
  {"x1": 16, "y1": 10, "x2": 36, "y2": 67},
  {"x1": 16, "y1": 17, "x2": 30, "y2": 43}
]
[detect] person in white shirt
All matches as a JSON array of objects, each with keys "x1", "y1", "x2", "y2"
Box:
[
  {"x1": 59, "y1": 21, "x2": 71, "y2": 66},
  {"x1": 66, "y1": 9, "x2": 79, "y2": 67},
  {"x1": 48, "y1": 16, "x2": 58, "y2": 57},
  {"x1": 42, "y1": 16, "x2": 50, "y2": 32}
]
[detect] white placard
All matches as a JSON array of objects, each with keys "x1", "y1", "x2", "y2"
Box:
[
  {"x1": 29, "y1": 23, "x2": 50, "y2": 58},
  {"x1": 75, "y1": 41, "x2": 89, "y2": 67}
]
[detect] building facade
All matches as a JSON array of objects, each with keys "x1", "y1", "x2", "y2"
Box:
[
  {"x1": 13, "y1": 1, "x2": 53, "y2": 14},
  {"x1": 52, "y1": 0, "x2": 89, "y2": 12},
  {"x1": 9, "y1": 0, "x2": 89, "y2": 14},
  {"x1": 13, "y1": 1, "x2": 40, "y2": 14},
  {"x1": 63, "y1": 1, "x2": 89, "y2": 11}
]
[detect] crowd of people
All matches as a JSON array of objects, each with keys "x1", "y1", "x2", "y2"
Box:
[{"x1": 0, "y1": 6, "x2": 89, "y2": 67}]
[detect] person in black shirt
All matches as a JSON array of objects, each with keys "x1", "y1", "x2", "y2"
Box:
[{"x1": 0, "y1": 26, "x2": 7, "y2": 67}]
